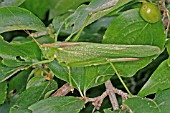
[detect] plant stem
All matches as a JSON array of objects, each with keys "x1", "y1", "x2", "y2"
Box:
[
  {"x1": 51, "y1": 83, "x2": 72, "y2": 96},
  {"x1": 105, "y1": 80, "x2": 119, "y2": 110}
]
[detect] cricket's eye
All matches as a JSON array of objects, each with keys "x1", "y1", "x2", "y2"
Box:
[{"x1": 140, "y1": 2, "x2": 161, "y2": 23}]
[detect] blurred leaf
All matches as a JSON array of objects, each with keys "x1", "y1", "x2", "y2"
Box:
[
  {"x1": 0, "y1": 103, "x2": 13, "y2": 113},
  {"x1": 53, "y1": 0, "x2": 132, "y2": 38},
  {"x1": 11, "y1": 36, "x2": 32, "y2": 43},
  {"x1": 26, "y1": 76, "x2": 47, "y2": 89},
  {"x1": 138, "y1": 60, "x2": 170, "y2": 96},
  {"x1": 0, "y1": 81, "x2": 7, "y2": 104},
  {"x1": 103, "y1": 108, "x2": 130, "y2": 113},
  {"x1": 102, "y1": 9, "x2": 166, "y2": 77},
  {"x1": 85, "y1": 0, "x2": 133, "y2": 25},
  {"x1": 0, "y1": 6, "x2": 46, "y2": 33},
  {"x1": 10, "y1": 77, "x2": 58, "y2": 113},
  {"x1": 166, "y1": 39, "x2": 170, "y2": 66},
  {"x1": 21, "y1": 0, "x2": 49, "y2": 20},
  {"x1": 104, "y1": 109, "x2": 127, "y2": 113},
  {"x1": 123, "y1": 97, "x2": 160, "y2": 113},
  {"x1": 10, "y1": 107, "x2": 31, "y2": 113},
  {"x1": 85, "y1": 17, "x2": 114, "y2": 34},
  {"x1": 0, "y1": 36, "x2": 41, "y2": 67},
  {"x1": 48, "y1": 60, "x2": 113, "y2": 95},
  {"x1": 104, "y1": 109, "x2": 119, "y2": 113},
  {"x1": 49, "y1": 0, "x2": 90, "y2": 19},
  {"x1": 8, "y1": 69, "x2": 32, "y2": 94},
  {"x1": 64, "y1": 0, "x2": 119, "y2": 35},
  {"x1": 28, "y1": 96, "x2": 85, "y2": 113},
  {"x1": 0, "y1": 61, "x2": 25, "y2": 82},
  {"x1": 0, "y1": 0, "x2": 25, "y2": 7},
  {"x1": 154, "y1": 88, "x2": 170, "y2": 113},
  {"x1": 65, "y1": 5, "x2": 90, "y2": 37},
  {"x1": 52, "y1": 12, "x2": 71, "y2": 37},
  {"x1": 94, "y1": 111, "x2": 100, "y2": 113},
  {"x1": 78, "y1": 17, "x2": 114, "y2": 42}
]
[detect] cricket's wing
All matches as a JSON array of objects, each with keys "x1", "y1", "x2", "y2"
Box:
[{"x1": 55, "y1": 42, "x2": 160, "y2": 67}]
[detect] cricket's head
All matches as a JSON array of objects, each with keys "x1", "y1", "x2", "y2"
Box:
[{"x1": 40, "y1": 44, "x2": 57, "y2": 60}]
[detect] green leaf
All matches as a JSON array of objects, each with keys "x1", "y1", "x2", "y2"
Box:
[
  {"x1": 52, "y1": 13, "x2": 71, "y2": 37},
  {"x1": 104, "y1": 109, "x2": 119, "y2": 113},
  {"x1": 21, "y1": 0, "x2": 49, "y2": 20},
  {"x1": 85, "y1": 17, "x2": 114, "y2": 34},
  {"x1": 123, "y1": 97, "x2": 160, "y2": 113},
  {"x1": 65, "y1": 0, "x2": 119, "y2": 34},
  {"x1": 0, "y1": 81, "x2": 7, "y2": 104},
  {"x1": 28, "y1": 96, "x2": 85, "y2": 113},
  {"x1": 48, "y1": 60, "x2": 113, "y2": 95},
  {"x1": 154, "y1": 88, "x2": 170, "y2": 113},
  {"x1": 138, "y1": 60, "x2": 170, "y2": 96},
  {"x1": 94, "y1": 111, "x2": 100, "y2": 113},
  {"x1": 104, "y1": 109, "x2": 128, "y2": 113},
  {"x1": 86, "y1": 0, "x2": 133, "y2": 25},
  {"x1": 26, "y1": 76, "x2": 58, "y2": 90},
  {"x1": 0, "y1": 6, "x2": 46, "y2": 33},
  {"x1": 0, "y1": 0, "x2": 25, "y2": 7},
  {"x1": 59, "y1": 0, "x2": 132, "y2": 38},
  {"x1": 10, "y1": 108, "x2": 31, "y2": 113},
  {"x1": 0, "y1": 36, "x2": 41, "y2": 67},
  {"x1": 26, "y1": 76, "x2": 47, "y2": 89},
  {"x1": 10, "y1": 77, "x2": 58, "y2": 113},
  {"x1": 0, "y1": 103, "x2": 13, "y2": 113},
  {"x1": 78, "y1": 17, "x2": 114, "y2": 42},
  {"x1": 49, "y1": 0, "x2": 90, "y2": 19},
  {"x1": 103, "y1": 9, "x2": 165, "y2": 49},
  {"x1": 0, "y1": 61, "x2": 24, "y2": 82},
  {"x1": 102, "y1": 9, "x2": 166, "y2": 77},
  {"x1": 8, "y1": 69, "x2": 32, "y2": 94}
]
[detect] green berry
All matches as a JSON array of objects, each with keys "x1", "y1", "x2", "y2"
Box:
[{"x1": 140, "y1": 2, "x2": 161, "y2": 23}]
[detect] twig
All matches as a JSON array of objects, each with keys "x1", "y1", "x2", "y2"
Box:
[
  {"x1": 30, "y1": 27, "x2": 50, "y2": 38},
  {"x1": 160, "y1": 0, "x2": 170, "y2": 38},
  {"x1": 105, "y1": 80, "x2": 119, "y2": 110},
  {"x1": 83, "y1": 80, "x2": 129, "y2": 112},
  {"x1": 30, "y1": 31, "x2": 48, "y2": 38},
  {"x1": 85, "y1": 91, "x2": 108, "y2": 113},
  {"x1": 51, "y1": 83, "x2": 72, "y2": 96},
  {"x1": 112, "y1": 87, "x2": 129, "y2": 102}
]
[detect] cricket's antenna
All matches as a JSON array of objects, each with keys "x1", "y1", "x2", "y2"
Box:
[{"x1": 25, "y1": 30, "x2": 40, "y2": 46}]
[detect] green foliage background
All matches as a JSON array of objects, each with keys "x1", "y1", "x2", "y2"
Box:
[{"x1": 0, "y1": 0, "x2": 170, "y2": 113}]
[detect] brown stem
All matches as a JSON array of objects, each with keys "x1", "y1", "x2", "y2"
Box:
[
  {"x1": 112, "y1": 87, "x2": 129, "y2": 102},
  {"x1": 84, "y1": 80, "x2": 129, "y2": 112},
  {"x1": 30, "y1": 31, "x2": 48, "y2": 38},
  {"x1": 51, "y1": 83, "x2": 72, "y2": 96},
  {"x1": 105, "y1": 80, "x2": 119, "y2": 110},
  {"x1": 85, "y1": 91, "x2": 108, "y2": 113}
]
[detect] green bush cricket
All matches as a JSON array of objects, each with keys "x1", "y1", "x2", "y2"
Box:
[{"x1": 29, "y1": 39, "x2": 160, "y2": 95}]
